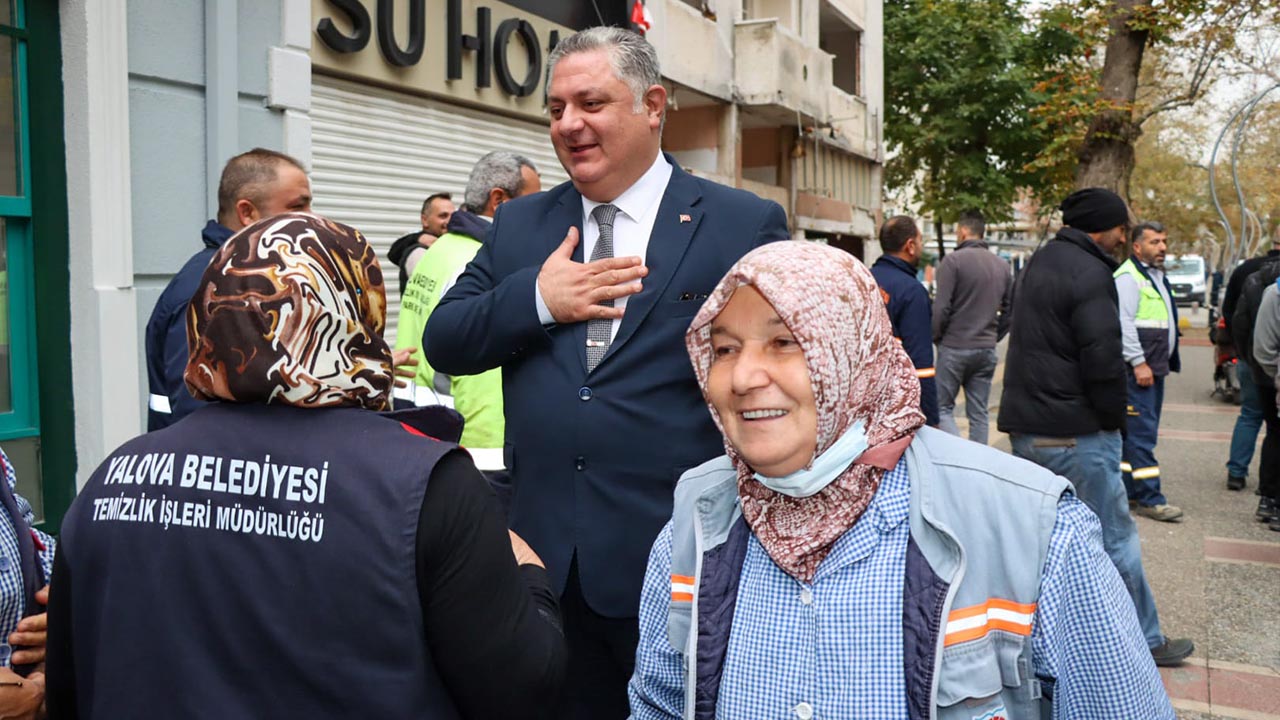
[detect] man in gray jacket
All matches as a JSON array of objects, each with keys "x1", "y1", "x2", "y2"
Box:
[{"x1": 932, "y1": 212, "x2": 1012, "y2": 444}]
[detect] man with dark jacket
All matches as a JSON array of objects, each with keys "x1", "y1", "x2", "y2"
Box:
[
  {"x1": 999, "y1": 187, "x2": 1193, "y2": 667},
  {"x1": 871, "y1": 215, "x2": 939, "y2": 426},
  {"x1": 931, "y1": 211, "x2": 1012, "y2": 444},
  {"x1": 143, "y1": 148, "x2": 312, "y2": 431},
  {"x1": 387, "y1": 192, "x2": 456, "y2": 296},
  {"x1": 1221, "y1": 238, "x2": 1280, "y2": 490},
  {"x1": 1232, "y1": 258, "x2": 1280, "y2": 524}
]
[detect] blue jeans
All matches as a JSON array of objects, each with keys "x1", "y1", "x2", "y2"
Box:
[
  {"x1": 1122, "y1": 373, "x2": 1167, "y2": 507},
  {"x1": 1227, "y1": 366, "x2": 1263, "y2": 479},
  {"x1": 935, "y1": 346, "x2": 998, "y2": 445},
  {"x1": 1011, "y1": 430, "x2": 1164, "y2": 649}
]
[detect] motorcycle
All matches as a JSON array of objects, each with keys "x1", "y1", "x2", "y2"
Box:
[{"x1": 1209, "y1": 307, "x2": 1241, "y2": 404}]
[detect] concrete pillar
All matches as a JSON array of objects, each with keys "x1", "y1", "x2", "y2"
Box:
[{"x1": 60, "y1": 0, "x2": 141, "y2": 487}]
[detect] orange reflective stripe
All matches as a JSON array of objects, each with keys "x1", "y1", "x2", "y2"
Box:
[
  {"x1": 943, "y1": 598, "x2": 1037, "y2": 647},
  {"x1": 671, "y1": 574, "x2": 696, "y2": 603},
  {"x1": 916, "y1": 367, "x2": 936, "y2": 379},
  {"x1": 944, "y1": 625, "x2": 993, "y2": 646},
  {"x1": 949, "y1": 598, "x2": 1037, "y2": 618}
]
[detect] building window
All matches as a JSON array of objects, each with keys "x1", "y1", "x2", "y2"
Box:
[
  {"x1": 0, "y1": 0, "x2": 44, "y2": 520},
  {"x1": 819, "y1": 1, "x2": 861, "y2": 97}
]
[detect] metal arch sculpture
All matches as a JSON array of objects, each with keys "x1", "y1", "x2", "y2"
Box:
[{"x1": 1210, "y1": 83, "x2": 1280, "y2": 270}]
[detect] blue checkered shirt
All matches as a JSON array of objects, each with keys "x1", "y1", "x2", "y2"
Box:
[
  {"x1": 630, "y1": 458, "x2": 1173, "y2": 719},
  {"x1": 0, "y1": 447, "x2": 56, "y2": 668}
]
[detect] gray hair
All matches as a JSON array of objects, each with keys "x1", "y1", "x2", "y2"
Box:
[
  {"x1": 464, "y1": 151, "x2": 538, "y2": 212},
  {"x1": 1129, "y1": 220, "x2": 1165, "y2": 246},
  {"x1": 548, "y1": 26, "x2": 662, "y2": 115}
]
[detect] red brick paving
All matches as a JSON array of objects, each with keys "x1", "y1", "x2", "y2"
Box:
[
  {"x1": 1162, "y1": 663, "x2": 1210, "y2": 704},
  {"x1": 1161, "y1": 660, "x2": 1280, "y2": 718},
  {"x1": 1204, "y1": 536, "x2": 1280, "y2": 568}
]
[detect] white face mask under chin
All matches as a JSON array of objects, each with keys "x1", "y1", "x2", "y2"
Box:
[{"x1": 752, "y1": 420, "x2": 868, "y2": 498}]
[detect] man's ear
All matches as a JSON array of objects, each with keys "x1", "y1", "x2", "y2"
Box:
[
  {"x1": 235, "y1": 198, "x2": 260, "y2": 229},
  {"x1": 644, "y1": 84, "x2": 667, "y2": 129},
  {"x1": 487, "y1": 187, "x2": 510, "y2": 215}
]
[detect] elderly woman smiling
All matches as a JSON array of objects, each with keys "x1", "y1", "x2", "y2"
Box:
[{"x1": 628, "y1": 242, "x2": 1172, "y2": 720}]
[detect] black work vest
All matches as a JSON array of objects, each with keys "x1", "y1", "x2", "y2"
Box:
[{"x1": 60, "y1": 402, "x2": 461, "y2": 719}]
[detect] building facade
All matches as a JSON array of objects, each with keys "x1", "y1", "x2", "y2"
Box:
[{"x1": 18, "y1": 0, "x2": 883, "y2": 528}]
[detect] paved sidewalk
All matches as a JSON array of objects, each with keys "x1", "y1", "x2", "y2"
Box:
[{"x1": 949, "y1": 326, "x2": 1280, "y2": 719}]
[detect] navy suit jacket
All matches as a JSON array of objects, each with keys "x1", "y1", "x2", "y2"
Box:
[{"x1": 424, "y1": 157, "x2": 789, "y2": 617}]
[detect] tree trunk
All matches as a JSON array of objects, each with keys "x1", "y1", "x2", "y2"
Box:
[
  {"x1": 1074, "y1": 0, "x2": 1151, "y2": 201},
  {"x1": 935, "y1": 219, "x2": 946, "y2": 260}
]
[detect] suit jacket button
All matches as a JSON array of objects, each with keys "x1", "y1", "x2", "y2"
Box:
[
  {"x1": 575, "y1": 456, "x2": 586, "y2": 471},
  {"x1": 578, "y1": 386, "x2": 593, "y2": 401}
]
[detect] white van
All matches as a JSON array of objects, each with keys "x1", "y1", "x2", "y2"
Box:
[{"x1": 1165, "y1": 255, "x2": 1207, "y2": 306}]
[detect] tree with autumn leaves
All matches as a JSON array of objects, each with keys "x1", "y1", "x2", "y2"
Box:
[{"x1": 885, "y1": 0, "x2": 1280, "y2": 237}]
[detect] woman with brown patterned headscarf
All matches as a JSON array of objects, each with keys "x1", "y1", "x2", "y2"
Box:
[
  {"x1": 185, "y1": 212, "x2": 394, "y2": 410},
  {"x1": 628, "y1": 241, "x2": 1172, "y2": 720},
  {"x1": 47, "y1": 213, "x2": 566, "y2": 720}
]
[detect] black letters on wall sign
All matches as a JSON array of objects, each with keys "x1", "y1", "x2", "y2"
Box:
[
  {"x1": 377, "y1": 0, "x2": 426, "y2": 67},
  {"x1": 447, "y1": 0, "x2": 492, "y2": 88},
  {"x1": 494, "y1": 19, "x2": 541, "y2": 97},
  {"x1": 316, "y1": 0, "x2": 371, "y2": 53}
]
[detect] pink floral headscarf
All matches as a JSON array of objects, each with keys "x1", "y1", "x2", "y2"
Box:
[{"x1": 685, "y1": 241, "x2": 925, "y2": 582}]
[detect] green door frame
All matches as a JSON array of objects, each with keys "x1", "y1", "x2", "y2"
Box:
[{"x1": 24, "y1": 0, "x2": 74, "y2": 532}]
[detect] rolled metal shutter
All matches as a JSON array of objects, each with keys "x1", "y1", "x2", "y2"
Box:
[{"x1": 310, "y1": 75, "x2": 569, "y2": 344}]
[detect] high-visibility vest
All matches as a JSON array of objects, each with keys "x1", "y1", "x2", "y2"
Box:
[
  {"x1": 395, "y1": 232, "x2": 504, "y2": 452},
  {"x1": 1114, "y1": 258, "x2": 1174, "y2": 375}
]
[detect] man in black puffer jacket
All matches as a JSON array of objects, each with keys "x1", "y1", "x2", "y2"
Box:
[
  {"x1": 1232, "y1": 258, "x2": 1280, "y2": 523},
  {"x1": 1000, "y1": 187, "x2": 1193, "y2": 668}
]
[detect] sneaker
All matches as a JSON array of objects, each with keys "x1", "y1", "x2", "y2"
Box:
[
  {"x1": 1135, "y1": 504, "x2": 1184, "y2": 522},
  {"x1": 1269, "y1": 516, "x2": 1280, "y2": 532},
  {"x1": 1257, "y1": 497, "x2": 1278, "y2": 522},
  {"x1": 1228, "y1": 474, "x2": 1247, "y2": 491},
  {"x1": 1150, "y1": 637, "x2": 1194, "y2": 667}
]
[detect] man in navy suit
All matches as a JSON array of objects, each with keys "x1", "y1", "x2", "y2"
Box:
[{"x1": 424, "y1": 26, "x2": 789, "y2": 719}]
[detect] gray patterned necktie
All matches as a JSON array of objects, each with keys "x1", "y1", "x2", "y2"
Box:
[{"x1": 586, "y1": 203, "x2": 620, "y2": 372}]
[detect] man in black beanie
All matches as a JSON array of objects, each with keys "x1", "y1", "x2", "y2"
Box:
[{"x1": 999, "y1": 187, "x2": 1194, "y2": 667}]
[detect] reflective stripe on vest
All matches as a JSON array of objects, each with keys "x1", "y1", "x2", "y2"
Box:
[
  {"x1": 465, "y1": 446, "x2": 505, "y2": 471},
  {"x1": 393, "y1": 382, "x2": 456, "y2": 410},
  {"x1": 943, "y1": 598, "x2": 1037, "y2": 647}
]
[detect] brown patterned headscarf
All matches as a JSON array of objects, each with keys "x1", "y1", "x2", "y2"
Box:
[
  {"x1": 185, "y1": 213, "x2": 393, "y2": 411},
  {"x1": 686, "y1": 241, "x2": 925, "y2": 582}
]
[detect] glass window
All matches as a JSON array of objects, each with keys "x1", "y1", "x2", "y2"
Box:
[
  {"x1": 0, "y1": 35, "x2": 17, "y2": 197},
  {"x1": 1167, "y1": 257, "x2": 1204, "y2": 277},
  {"x1": 2, "y1": 436, "x2": 41, "y2": 522}
]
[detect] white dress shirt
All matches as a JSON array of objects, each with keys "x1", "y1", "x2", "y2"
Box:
[{"x1": 535, "y1": 152, "x2": 674, "y2": 341}]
